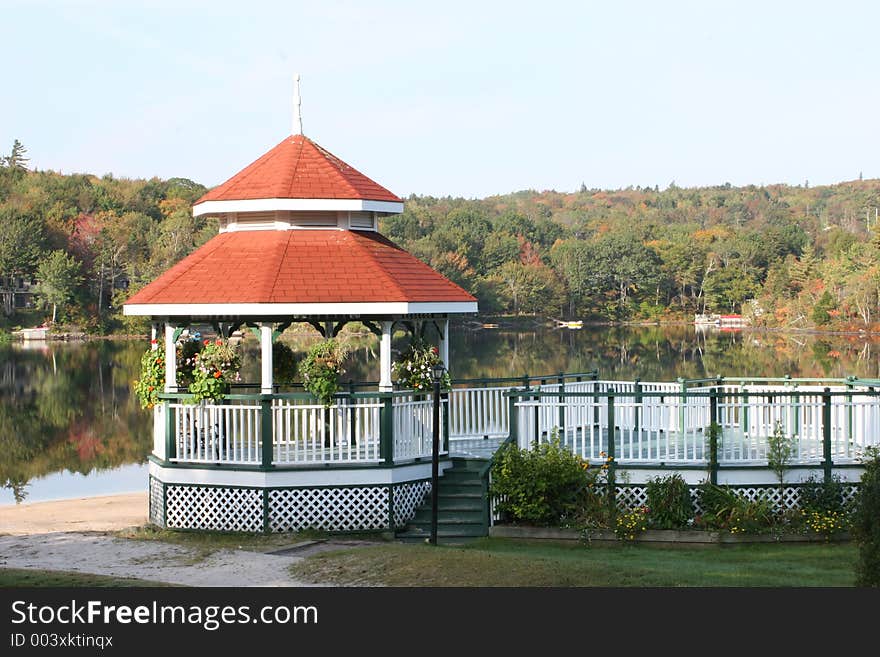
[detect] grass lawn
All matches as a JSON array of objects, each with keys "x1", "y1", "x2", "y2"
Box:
[
  {"x1": 290, "y1": 538, "x2": 858, "y2": 587},
  {"x1": 0, "y1": 568, "x2": 171, "y2": 587}
]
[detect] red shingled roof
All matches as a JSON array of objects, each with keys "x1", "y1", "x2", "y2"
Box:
[
  {"x1": 195, "y1": 135, "x2": 402, "y2": 204},
  {"x1": 124, "y1": 230, "x2": 475, "y2": 305}
]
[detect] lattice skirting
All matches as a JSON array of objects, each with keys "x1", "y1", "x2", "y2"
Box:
[
  {"x1": 150, "y1": 479, "x2": 432, "y2": 533},
  {"x1": 392, "y1": 480, "x2": 431, "y2": 529},
  {"x1": 149, "y1": 476, "x2": 165, "y2": 527},
  {"x1": 615, "y1": 483, "x2": 860, "y2": 514}
]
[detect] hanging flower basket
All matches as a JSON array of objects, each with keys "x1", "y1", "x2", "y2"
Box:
[
  {"x1": 299, "y1": 338, "x2": 349, "y2": 407},
  {"x1": 187, "y1": 339, "x2": 242, "y2": 404},
  {"x1": 392, "y1": 339, "x2": 451, "y2": 392},
  {"x1": 133, "y1": 336, "x2": 202, "y2": 409}
]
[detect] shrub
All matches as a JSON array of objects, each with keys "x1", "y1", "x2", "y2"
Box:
[
  {"x1": 645, "y1": 473, "x2": 693, "y2": 529},
  {"x1": 695, "y1": 482, "x2": 774, "y2": 534},
  {"x1": 799, "y1": 473, "x2": 847, "y2": 515},
  {"x1": 490, "y1": 434, "x2": 592, "y2": 526},
  {"x1": 767, "y1": 420, "x2": 796, "y2": 487},
  {"x1": 852, "y1": 447, "x2": 880, "y2": 586}
]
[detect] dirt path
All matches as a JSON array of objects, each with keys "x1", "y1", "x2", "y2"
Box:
[{"x1": 0, "y1": 493, "x2": 355, "y2": 587}]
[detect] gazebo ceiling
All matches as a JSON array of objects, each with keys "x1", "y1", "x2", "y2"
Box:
[{"x1": 123, "y1": 229, "x2": 477, "y2": 318}]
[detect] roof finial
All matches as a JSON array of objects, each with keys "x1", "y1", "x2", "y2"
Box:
[{"x1": 293, "y1": 73, "x2": 303, "y2": 135}]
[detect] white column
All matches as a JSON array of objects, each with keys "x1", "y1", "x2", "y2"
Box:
[
  {"x1": 379, "y1": 320, "x2": 393, "y2": 391},
  {"x1": 439, "y1": 319, "x2": 450, "y2": 368},
  {"x1": 150, "y1": 322, "x2": 160, "y2": 350},
  {"x1": 260, "y1": 323, "x2": 274, "y2": 394},
  {"x1": 164, "y1": 323, "x2": 177, "y2": 393}
]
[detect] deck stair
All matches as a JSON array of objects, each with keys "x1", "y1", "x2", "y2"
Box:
[{"x1": 396, "y1": 457, "x2": 490, "y2": 544}]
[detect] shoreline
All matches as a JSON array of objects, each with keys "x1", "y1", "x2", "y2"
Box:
[{"x1": 0, "y1": 492, "x2": 147, "y2": 535}]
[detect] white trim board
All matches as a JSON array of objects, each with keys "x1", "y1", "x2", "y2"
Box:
[
  {"x1": 149, "y1": 460, "x2": 448, "y2": 487},
  {"x1": 124, "y1": 301, "x2": 479, "y2": 317},
  {"x1": 193, "y1": 198, "x2": 403, "y2": 216}
]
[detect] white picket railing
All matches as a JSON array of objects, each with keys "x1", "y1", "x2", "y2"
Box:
[
  {"x1": 448, "y1": 386, "x2": 509, "y2": 439},
  {"x1": 393, "y1": 395, "x2": 447, "y2": 460},
  {"x1": 512, "y1": 381, "x2": 880, "y2": 466},
  {"x1": 272, "y1": 397, "x2": 382, "y2": 464},
  {"x1": 169, "y1": 401, "x2": 262, "y2": 464}
]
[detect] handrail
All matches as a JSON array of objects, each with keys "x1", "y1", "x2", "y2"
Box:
[{"x1": 504, "y1": 388, "x2": 880, "y2": 399}]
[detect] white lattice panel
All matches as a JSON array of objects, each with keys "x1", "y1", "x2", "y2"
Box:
[
  {"x1": 841, "y1": 484, "x2": 859, "y2": 507},
  {"x1": 393, "y1": 481, "x2": 431, "y2": 528},
  {"x1": 613, "y1": 483, "x2": 861, "y2": 514},
  {"x1": 149, "y1": 476, "x2": 165, "y2": 527},
  {"x1": 165, "y1": 485, "x2": 263, "y2": 532},
  {"x1": 268, "y1": 486, "x2": 390, "y2": 532},
  {"x1": 615, "y1": 486, "x2": 648, "y2": 511}
]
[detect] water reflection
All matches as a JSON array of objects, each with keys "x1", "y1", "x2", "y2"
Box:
[{"x1": 3, "y1": 324, "x2": 880, "y2": 504}]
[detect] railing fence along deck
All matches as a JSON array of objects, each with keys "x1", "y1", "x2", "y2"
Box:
[
  {"x1": 506, "y1": 378, "x2": 880, "y2": 477},
  {"x1": 159, "y1": 374, "x2": 880, "y2": 473}
]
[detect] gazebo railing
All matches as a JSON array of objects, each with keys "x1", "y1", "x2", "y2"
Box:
[{"x1": 159, "y1": 390, "x2": 447, "y2": 467}]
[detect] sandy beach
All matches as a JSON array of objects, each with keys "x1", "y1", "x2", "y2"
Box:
[{"x1": 0, "y1": 492, "x2": 148, "y2": 535}]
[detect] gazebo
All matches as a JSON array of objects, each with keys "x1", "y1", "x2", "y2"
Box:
[{"x1": 124, "y1": 119, "x2": 478, "y2": 534}]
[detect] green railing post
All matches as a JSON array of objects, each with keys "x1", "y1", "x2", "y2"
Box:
[
  {"x1": 709, "y1": 388, "x2": 719, "y2": 485},
  {"x1": 164, "y1": 400, "x2": 176, "y2": 460},
  {"x1": 557, "y1": 372, "x2": 565, "y2": 436},
  {"x1": 606, "y1": 392, "x2": 617, "y2": 509},
  {"x1": 507, "y1": 392, "x2": 519, "y2": 447},
  {"x1": 260, "y1": 395, "x2": 273, "y2": 469},
  {"x1": 380, "y1": 396, "x2": 394, "y2": 465},
  {"x1": 822, "y1": 387, "x2": 833, "y2": 485}
]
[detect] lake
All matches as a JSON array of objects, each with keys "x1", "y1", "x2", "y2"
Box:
[{"x1": 3, "y1": 323, "x2": 880, "y2": 505}]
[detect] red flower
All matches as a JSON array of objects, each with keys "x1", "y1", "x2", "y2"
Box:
[
  {"x1": 214, "y1": 371, "x2": 222, "y2": 379},
  {"x1": 431, "y1": 347, "x2": 438, "y2": 354},
  {"x1": 215, "y1": 339, "x2": 223, "y2": 346},
  {"x1": 155, "y1": 358, "x2": 161, "y2": 364},
  {"x1": 150, "y1": 339, "x2": 158, "y2": 344},
  {"x1": 203, "y1": 339, "x2": 210, "y2": 346}
]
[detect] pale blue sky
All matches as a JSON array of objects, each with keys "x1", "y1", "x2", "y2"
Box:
[{"x1": 2, "y1": 0, "x2": 878, "y2": 198}]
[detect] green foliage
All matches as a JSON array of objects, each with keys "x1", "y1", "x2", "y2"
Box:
[
  {"x1": 798, "y1": 473, "x2": 847, "y2": 515},
  {"x1": 645, "y1": 473, "x2": 694, "y2": 529},
  {"x1": 187, "y1": 339, "x2": 241, "y2": 403},
  {"x1": 852, "y1": 447, "x2": 880, "y2": 586},
  {"x1": 766, "y1": 420, "x2": 796, "y2": 486},
  {"x1": 299, "y1": 339, "x2": 348, "y2": 407},
  {"x1": 490, "y1": 435, "x2": 593, "y2": 526},
  {"x1": 811, "y1": 290, "x2": 837, "y2": 325},
  {"x1": 133, "y1": 348, "x2": 165, "y2": 409},
  {"x1": 695, "y1": 482, "x2": 775, "y2": 534},
  {"x1": 392, "y1": 339, "x2": 450, "y2": 392},
  {"x1": 272, "y1": 341, "x2": 298, "y2": 385},
  {"x1": 35, "y1": 250, "x2": 83, "y2": 323}
]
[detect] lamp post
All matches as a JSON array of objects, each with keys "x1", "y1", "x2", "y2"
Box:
[{"x1": 430, "y1": 362, "x2": 446, "y2": 546}]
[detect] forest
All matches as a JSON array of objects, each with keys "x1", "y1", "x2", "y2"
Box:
[{"x1": 2, "y1": 138, "x2": 880, "y2": 334}]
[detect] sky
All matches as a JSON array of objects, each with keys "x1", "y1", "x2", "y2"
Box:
[{"x1": 2, "y1": 0, "x2": 878, "y2": 198}]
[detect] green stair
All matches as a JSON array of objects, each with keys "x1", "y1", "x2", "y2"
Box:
[{"x1": 396, "y1": 457, "x2": 490, "y2": 544}]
